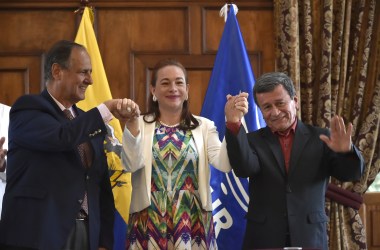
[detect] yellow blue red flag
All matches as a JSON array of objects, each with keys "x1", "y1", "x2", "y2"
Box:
[{"x1": 74, "y1": 7, "x2": 131, "y2": 249}]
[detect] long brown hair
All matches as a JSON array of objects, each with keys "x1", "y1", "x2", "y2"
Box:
[{"x1": 143, "y1": 58, "x2": 199, "y2": 130}]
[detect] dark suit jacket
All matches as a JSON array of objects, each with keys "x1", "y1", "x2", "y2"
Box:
[
  {"x1": 0, "y1": 89, "x2": 115, "y2": 250},
  {"x1": 225, "y1": 121, "x2": 364, "y2": 250}
]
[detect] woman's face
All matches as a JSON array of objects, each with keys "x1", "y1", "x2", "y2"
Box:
[{"x1": 151, "y1": 65, "x2": 189, "y2": 114}]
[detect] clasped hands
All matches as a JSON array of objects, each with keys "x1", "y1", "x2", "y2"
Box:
[
  {"x1": 225, "y1": 92, "x2": 249, "y2": 123},
  {"x1": 104, "y1": 98, "x2": 140, "y2": 122},
  {"x1": 223, "y1": 94, "x2": 352, "y2": 153}
]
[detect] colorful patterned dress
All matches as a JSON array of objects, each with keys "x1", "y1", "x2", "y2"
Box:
[{"x1": 127, "y1": 123, "x2": 217, "y2": 250}]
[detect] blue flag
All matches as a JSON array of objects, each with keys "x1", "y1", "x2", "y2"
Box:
[{"x1": 200, "y1": 5, "x2": 265, "y2": 250}]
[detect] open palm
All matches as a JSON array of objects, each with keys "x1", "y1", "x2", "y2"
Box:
[{"x1": 319, "y1": 115, "x2": 353, "y2": 153}]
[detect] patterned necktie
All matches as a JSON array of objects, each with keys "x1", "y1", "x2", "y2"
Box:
[{"x1": 63, "y1": 109, "x2": 91, "y2": 215}]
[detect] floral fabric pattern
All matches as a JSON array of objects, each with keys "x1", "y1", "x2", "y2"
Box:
[
  {"x1": 127, "y1": 124, "x2": 217, "y2": 250},
  {"x1": 274, "y1": 0, "x2": 380, "y2": 249}
]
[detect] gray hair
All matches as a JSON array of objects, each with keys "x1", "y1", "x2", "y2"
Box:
[
  {"x1": 44, "y1": 40, "x2": 86, "y2": 82},
  {"x1": 253, "y1": 72, "x2": 296, "y2": 105}
]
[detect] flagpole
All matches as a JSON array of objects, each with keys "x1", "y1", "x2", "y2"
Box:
[
  {"x1": 220, "y1": 3, "x2": 239, "y2": 22},
  {"x1": 74, "y1": 0, "x2": 94, "y2": 32},
  {"x1": 201, "y1": 4, "x2": 265, "y2": 249},
  {"x1": 74, "y1": 6, "x2": 131, "y2": 249},
  {"x1": 76, "y1": 0, "x2": 90, "y2": 12}
]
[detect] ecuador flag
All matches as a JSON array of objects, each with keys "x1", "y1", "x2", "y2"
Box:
[{"x1": 75, "y1": 7, "x2": 131, "y2": 250}]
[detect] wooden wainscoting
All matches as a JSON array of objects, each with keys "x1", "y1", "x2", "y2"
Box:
[
  {"x1": 0, "y1": 0, "x2": 275, "y2": 114},
  {"x1": 360, "y1": 192, "x2": 380, "y2": 250}
]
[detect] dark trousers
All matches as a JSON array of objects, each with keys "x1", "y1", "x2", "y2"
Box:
[
  {"x1": 62, "y1": 219, "x2": 89, "y2": 250},
  {"x1": 0, "y1": 220, "x2": 88, "y2": 250},
  {"x1": 285, "y1": 233, "x2": 291, "y2": 246}
]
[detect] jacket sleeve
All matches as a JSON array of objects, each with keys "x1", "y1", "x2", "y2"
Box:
[
  {"x1": 121, "y1": 117, "x2": 144, "y2": 173},
  {"x1": 10, "y1": 96, "x2": 106, "y2": 152},
  {"x1": 328, "y1": 144, "x2": 365, "y2": 181},
  {"x1": 225, "y1": 125, "x2": 261, "y2": 177},
  {"x1": 204, "y1": 118, "x2": 232, "y2": 173},
  {"x1": 317, "y1": 126, "x2": 364, "y2": 181}
]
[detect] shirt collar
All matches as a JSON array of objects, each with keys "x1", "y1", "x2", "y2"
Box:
[
  {"x1": 47, "y1": 90, "x2": 74, "y2": 115},
  {"x1": 272, "y1": 118, "x2": 297, "y2": 137}
]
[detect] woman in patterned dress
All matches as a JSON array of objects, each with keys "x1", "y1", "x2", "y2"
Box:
[{"x1": 121, "y1": 59, "x2": 248, "y2": 250}]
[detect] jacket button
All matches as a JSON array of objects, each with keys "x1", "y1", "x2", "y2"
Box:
[
  {"x1": 286, "y1": 185, "x2": 292, "y2": 193},
  {"x1": 86, "y1": 175, "x2": 90, "y2": 180}
]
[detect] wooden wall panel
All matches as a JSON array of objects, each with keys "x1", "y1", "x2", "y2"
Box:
[
  {"x1": 131, "y1": 54, "x2": 215, "y2": 114},
  {"x1": 130, "y1": 52, "x2": 261, "y2": 114},
  {"x1": 0, "y1": 53, "x2": 44, "y2": 104},
  {"x1": 0, "y1": 69, "x2": 28, "y2": 105},
  {"x1": 97, "y1": 8, "x2": 189, "y2": 51},
  {"x1": 0, "y1": 8, "x2": 78, "y2": 104},
  {"x1": 203, "y1": 6, "x2": 274, "y2": 73},
  {"x1": 0, "y1": 1, "x2": 275, "y2": 116},
  {"x1": 361, "y1": 193, "x2": 380, "y2": 250},
  {"x1": 96, "y1": 7, "x2": 190, "y2": 103},
  {"x1": 0, "y1": 9, "x2": 77, "y2": 51}
]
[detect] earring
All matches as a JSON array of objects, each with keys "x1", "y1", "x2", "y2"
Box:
[{"x1": 153, "y1": 95, "x2": 157, "y2": 102}]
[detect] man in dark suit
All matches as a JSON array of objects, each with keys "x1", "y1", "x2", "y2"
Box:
[
  {"x1": 0, "y1": 40, "x2": 139, "y2": 250},
  {"x1": 224, "y1": 72, "x2": 364, "y2": 250}
]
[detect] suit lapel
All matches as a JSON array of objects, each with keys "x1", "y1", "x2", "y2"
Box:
[
  {"x1": 144, "y1": 119, "x2": 156, "y2": 188},
  {"x1": 191, "y1": 123, "x2": 203, "y2": 157},
  {"x1": 288, "y1": 121, "x2": 310, "y2": 176},
  {"x1": 41, "y1": 89, "x2": 74, "y2": 123},
  {"x1": 41, "y1": 89, "x2": 65, "y2": 116},
  {"x1": 262, "y1": 127, "x2": 286, "y2": 176}
]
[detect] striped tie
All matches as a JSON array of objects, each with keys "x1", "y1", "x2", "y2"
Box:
[{"x1": 63, "y1": 109, "x2": 91, "y2": 215}]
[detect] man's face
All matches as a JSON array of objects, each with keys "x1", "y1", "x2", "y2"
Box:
[
  {"x1": 55, "y1": 47, "x2": 92, "y2": 107},
  {"x1": 256, "y1": 84, "x2": 298, "y2": 132}
]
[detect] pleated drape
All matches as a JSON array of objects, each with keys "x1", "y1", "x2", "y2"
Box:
[{"x1": 274, "y1": 0, "x2": 380, "y2": 249}]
